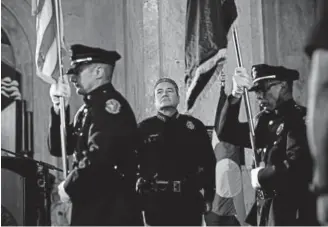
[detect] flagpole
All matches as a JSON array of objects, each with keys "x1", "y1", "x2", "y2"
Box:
[
  {"x1": 232, "y1": 26, "x2": 258, "y2": 167},
  {"x1": 54, "y1": 0, "x2": 68, "y2": 178}
]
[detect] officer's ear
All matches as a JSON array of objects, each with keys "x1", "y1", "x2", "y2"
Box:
[
  {"x1": 94, "y1": 64, "x2": 106, "y2": 79},
  {"x1": 280, "y1": 81, "x2": 290, "y2": 92},
  {"x1": 280, "y1": 81, "x2": 287, "y2": 88}
]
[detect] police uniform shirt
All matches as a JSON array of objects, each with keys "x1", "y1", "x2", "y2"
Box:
[
  {"x1": 48, "y1": 82, "x2": 138, "y2": 202},
  {"x1": 218, "y1": 96, "x2": 318, "y2": 225},
  {"x1": 218, "y1": 96, "x2": 311, "y2": 193},
  {"x1": 138, "y1": 112, "x2": 216, "y2": 201}
]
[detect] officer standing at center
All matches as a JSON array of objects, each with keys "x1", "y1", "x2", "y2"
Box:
[
  {"x1": 48, "y1": 44, "x2": 142, "y2": 226},
  {"x1": 216, "y1": 64, "x2": 317, "y2": 226},
  {"x1": 137, "y1": 78, "x2": 216, "y2": 226}
]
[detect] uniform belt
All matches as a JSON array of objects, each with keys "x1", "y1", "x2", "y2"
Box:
[
  {"x1": 256, "y1": 189, "x2": 277, "y2": 200},
  {"x1": 155, "y1": 180, "x2": 182, "y2": 193}
]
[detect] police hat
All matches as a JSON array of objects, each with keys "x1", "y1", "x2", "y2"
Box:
[
  {"x1": 249, "y1": 64, "x2": 299, "y2": 91},
  {"x1": 66, "y1": 44, "x2": 121, "y2": 74}
]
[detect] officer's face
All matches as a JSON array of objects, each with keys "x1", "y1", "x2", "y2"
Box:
[
  {"x1": 255, "y1": 81, "x2": 283, "y2": 111},
  {"x1": 154, "y1": 82, "x2": 179, "y2": 111},
  {"x1": 70, "y1": 64, "x2": 97, "y2": 95}
]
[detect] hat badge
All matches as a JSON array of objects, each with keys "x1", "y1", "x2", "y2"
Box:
[
  {"x1": 186, "y1": 121, "x2": 195, "y2": 130},
  {"x1": 276, "y1": 123, "x2": 284, "y2": 135},
  {"x1": 105, "y1": 99, "x2": 121, "y2": 114}
]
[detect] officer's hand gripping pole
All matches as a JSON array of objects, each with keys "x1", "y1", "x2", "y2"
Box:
[{"x1": 232, "y1": 26, "x2": 259, "y2": 168}]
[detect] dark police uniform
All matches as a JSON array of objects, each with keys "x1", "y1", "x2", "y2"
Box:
[
  {"x1": 305, "y1": 0, "x2": 328, "y2": 208},
  {"x1": 48, "y1": 45, "x2": 142, "y2": 226},
  {"x1": 137, "y1": 112, "x2": 216, "y2": 226},
  {"x1": 217, "y1": 64, "x2": 316, "y2": 226}
]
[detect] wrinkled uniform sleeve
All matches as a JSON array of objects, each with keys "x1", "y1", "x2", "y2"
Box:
[
  {"x1": 64, "y1": 104, "x2": 138, "y2": 200},
  {"x1": 47, "y1": 106, "x2": 75, "y2": 157},
  {"x1": 257, "y1": 112, "x2": 311, "y2": 192},
  {"x1": 136, "y1": 121, "x2": 147, "y2": 178},
  {"x1": 217, "y1": 95, "x2": 251, "y2": 148},
  {"x1": 197, "y1": 121, "x2": 216, "y2": 202}
]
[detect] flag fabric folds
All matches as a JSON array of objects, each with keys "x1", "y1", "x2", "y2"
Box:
[
  {"x1": 184, "y1": 0, "x2": 237, "y2": 110},
  {"x1": 206, "y1": 77, "x2": 246, "y2": 225},
  {"x1": 34, "y1": 0, "x2": 65, "y2": 84}
]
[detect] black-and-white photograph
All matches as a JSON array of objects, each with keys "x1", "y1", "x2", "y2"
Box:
[{"x1": 1, "y1": 0, "x2": 327, "y2": 226}]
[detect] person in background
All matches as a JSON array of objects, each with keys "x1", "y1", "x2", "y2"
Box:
[
  {"x1": 305, "y1": 0, "x2": 328, "y2": 225},
  {"x1": 136, "y1": 78, "x2": 216, "y2": 226},
  {"x1": 216, "y1": 64, "x2": 317, "y2": 225},
  {"x1": 48, "y1": 44, "x2": 142, "y2": 226}
]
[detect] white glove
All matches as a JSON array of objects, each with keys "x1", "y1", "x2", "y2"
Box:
[
  {"x1": 58, "y1": 181, "x2": 70, "y2": 202},
  {"x1": 49, "y1": 74, "x2": 71, "y2": 114},
  {"x1": 251, "y1": 167, "x2": 264, "y2": 189},
  {"x1": 317, "y1": 194, "x2": 328, "y2": 225},
  {"x1": 232, "y1": 67, "x2": 253, "y2": 98}
]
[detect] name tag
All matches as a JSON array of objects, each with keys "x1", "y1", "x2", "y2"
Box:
[{"x1": 146, "y1": 134, "x2": 160, "y2": 143}]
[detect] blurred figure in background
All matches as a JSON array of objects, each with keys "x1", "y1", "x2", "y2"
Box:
[{"x1": 305, "y1": 0, "x2": 328, "y2": 225}]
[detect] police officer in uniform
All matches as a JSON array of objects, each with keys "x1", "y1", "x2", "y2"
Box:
[
  {"x1": 216, "y1": 64, "x2": 317, "y2": 225},
  {"x1": 305, "y1": 0, "x2": 328, "y2": 224},
  {"x1": 136, "y1": 78, "x2": 216, "y2": 226},
  {"x1": 48, "y1": 44, "x2": 142, "y2": 226}
]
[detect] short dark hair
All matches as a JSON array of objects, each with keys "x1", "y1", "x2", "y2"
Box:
[{"x1": 154, "y1": 78, "x2": 179, "y2": 93}]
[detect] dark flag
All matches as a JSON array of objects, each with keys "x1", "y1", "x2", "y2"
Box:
[
  {"x1": 185, "y1": 0, "x2": 237, "y2": 110},
  {"x1": 205, "y1": 75, "x2": 246, "y2": 226}
]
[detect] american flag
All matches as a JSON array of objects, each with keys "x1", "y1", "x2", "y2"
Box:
[{"x1": 33, "y1": 0, "x2": 65, "y2": 84}]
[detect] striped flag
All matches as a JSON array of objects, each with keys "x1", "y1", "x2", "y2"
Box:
[
  {"x1": 33, "y1": 0, "x2": 65, "y2": 84},
  {"x1": 206, "y1": 75, "x2": 246, "y2": 225},
  {"x1": 185, "y1": 0, "x2": 237, "y2": 110}
]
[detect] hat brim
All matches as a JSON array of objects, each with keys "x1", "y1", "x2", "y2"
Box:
[
  {"x1": 66, "y1": 62, "x2": 91, "y2": 75},
  {"x1": 248, "y1": 84, "x2": 260, "y2": 92}
]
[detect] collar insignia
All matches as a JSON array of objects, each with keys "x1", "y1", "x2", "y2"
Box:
[{"x1": 105, "y1": 99, "x2": 121, "y2": 114}]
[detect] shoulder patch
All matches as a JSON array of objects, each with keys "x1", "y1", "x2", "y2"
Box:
[
  {"x1": 105, "y1": 99, "x2": 121, "y2": 114},
  {"x1": 186, "y1": 120, "x2": 195, "y2": 130}
]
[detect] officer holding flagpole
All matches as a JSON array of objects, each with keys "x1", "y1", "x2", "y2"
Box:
[
  {"x1": 48, "y1": 44, "x2": 143, "y2": 225},
  {"x1": 216, "y1": 64, "x2": 317, "y2": 225}
]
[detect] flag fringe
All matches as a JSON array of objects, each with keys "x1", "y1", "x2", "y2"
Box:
[{"x1": 186, "y1": 48, "x2": 227, "y2": 109}]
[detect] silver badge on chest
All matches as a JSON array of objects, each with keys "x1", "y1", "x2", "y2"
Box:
[{"x1": 276, "y1": 123, "x2": 284, "y2": 135}]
